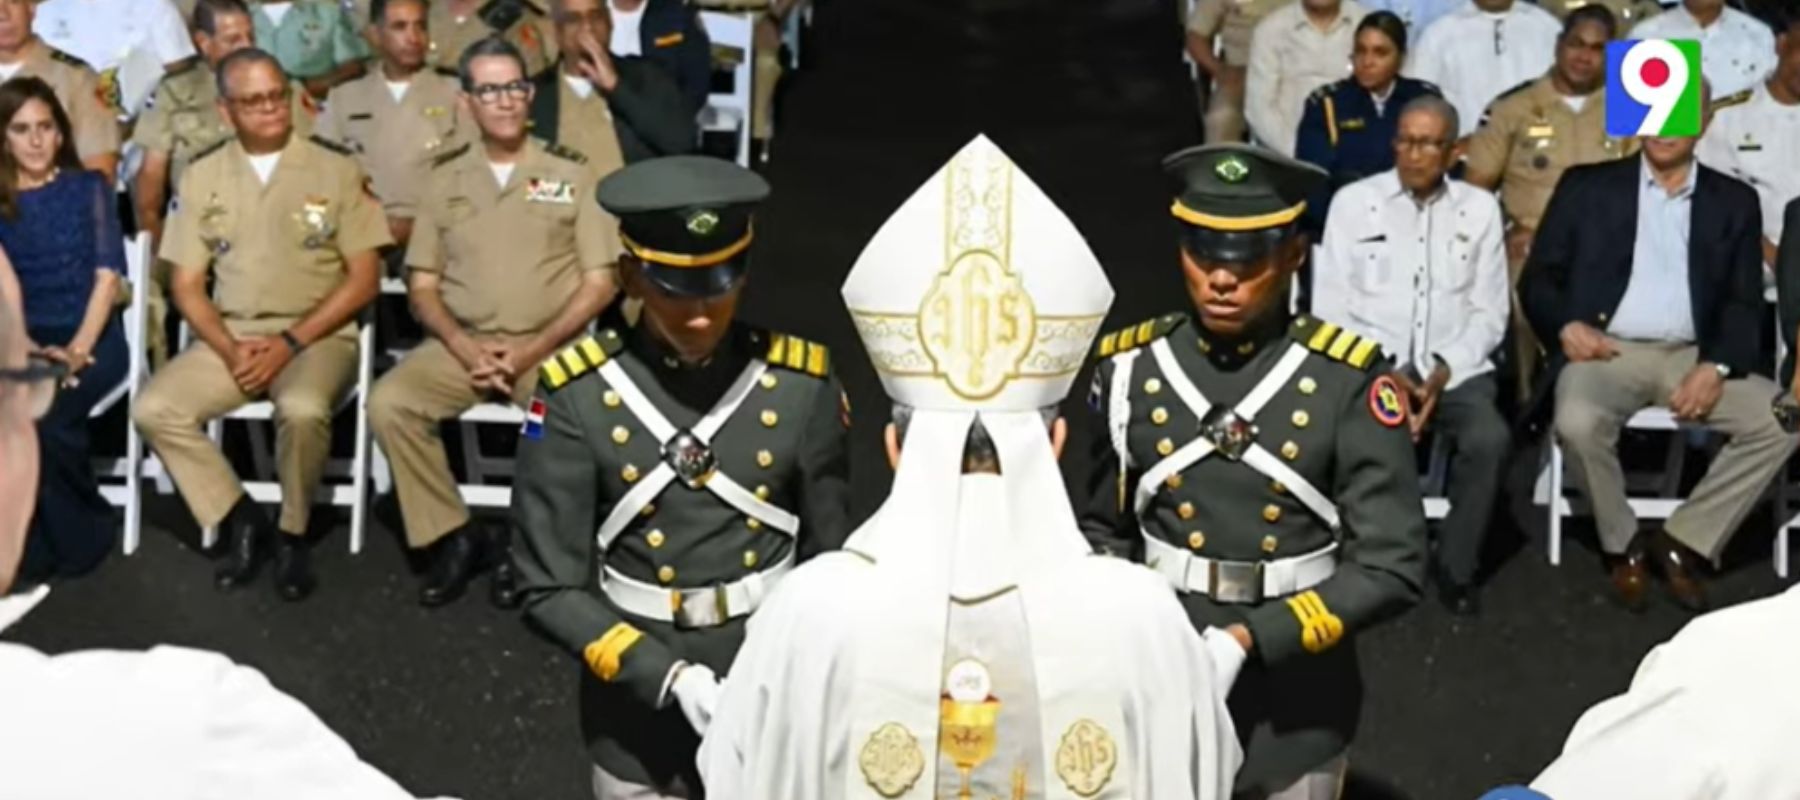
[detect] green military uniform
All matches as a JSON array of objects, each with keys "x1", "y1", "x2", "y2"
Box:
[
  {"x1": 250, "y1": 0, "x2": 368, "y2": 81},
  {"x1": 1080, "y1": 145, "x2": 1426, "y2": 796},
  {"x1": 511, "y1": 156, "x2": 851, "y2": 796}
]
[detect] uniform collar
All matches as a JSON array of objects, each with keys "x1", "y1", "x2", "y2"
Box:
[
  {"x1": 629, "y1": 320, "x2": 747, "y2": 372},
  {"x1": 1192, "y1": 307, "x2": 1292, "y2": 367},
  {"x1": 1290, "y1": 1, "x2": 1359, "y2": 30}
]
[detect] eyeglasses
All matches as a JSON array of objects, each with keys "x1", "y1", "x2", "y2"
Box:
[
  {"x1": 1393, "y1": 137, "x2": 1451, "y2": 153},
  {"x1": 0, "y1": 356, "x2": 65, "y2": 421},
  {"x1": 469, "y1": 80, "x2": 532, "y2": 105},
  {"x1": 225, "y1": 87, "x2": 291, "y2": 113}
]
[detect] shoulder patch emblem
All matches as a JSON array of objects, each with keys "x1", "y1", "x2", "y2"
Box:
[
  {"x1": 765, "y1": 331, "x2": 830, "y2": 377},
  {"x1": 1096, "y1": 313, "x2": 1185, "y2": 358},
  {"x1": 1297, "y1": 317, "x2": 1383, "y2": 370},
  {"x1": 1369, "y1": 375, "x2": 1407, "y2": 428},
  {"x1": 521, "y1": 396, "x2": 548, "y2": 439},
  {"x1": 539, "y1": 331, "x2": 624, "y2": 390}
]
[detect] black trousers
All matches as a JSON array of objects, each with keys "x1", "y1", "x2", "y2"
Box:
[
  {"x1": 19, "y1": 318, "x2": 127, "y2": 583},
  {"x1": 1430, "y1": 373, "x2": 1512, "y2": 587}
]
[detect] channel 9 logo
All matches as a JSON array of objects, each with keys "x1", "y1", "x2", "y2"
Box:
[{"x1": 1605, "y1": 39, "x2": 1702, "y2": 137}]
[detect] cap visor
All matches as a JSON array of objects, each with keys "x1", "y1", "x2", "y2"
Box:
[
  {"x1": 1181, "y1": 225, "x2": 1293, "y2": 266},
  {"x1": 643, "y1": 258, "x2": 747, "y2": 298}
]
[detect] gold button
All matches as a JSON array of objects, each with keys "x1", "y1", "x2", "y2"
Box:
[
  {"x1": 755, "y1": 484, "x2": 771, "y2": 500},
  {"x1": 761, "y1": 409, "x2": 779, "y2": 427},
  {"x1": 747, "y1": 517, "x2": 763, "y2": 531},
  {"x1": 1151, "y1": 407, "x2": 1169, "y2": 425},
  {"x1": 1165, "y1": 474, "x2": 1183, "y2": 490},
  {"x1": 657, "y1": 565, "x2": 676, "y2": 584},
  {"x1": 1261, "y1": 535, "x2": 1278, "y2": 554},
  {"x1": 1270, "y1": 481, "x2": 1287, "y2": 495},
  {"x1": 1281, "y1": 441, "x2": 1300, "y2": 461},
  {"x1": 1298, "y1": 377, "x2": 1317, "y2": 395},
  {"x1": 646, "y1": 530, "x2": 665, "y2": 548},
  {"x1": 1236, "y1": 342, "x2": 1255, "y2": 355},
  {"x1": 1156, "y1": 438, "x2": 1174, "y2": 456},
  {"x1": 1143, "y1": 378, "x2": 1163, "y2": 395},
  {"x1": 1187, "y1": 531, "x2": 1206, "y2": 550},
  {"x1": 757, "y1": 450, "x2": 774, "y2": 468},
  {"x1": 1263, "y1": 504, "x2": 1282, "y2": 523},
  {"x1": 1197, "y1": 338, "x2": 1212, "y2": 353},
  {"x1": 640, "y1": 503, "x2": 656, "y2": 517},
  {"x1": 1178, "y1": 502, "x2": 1195, "y2": 520},
  {"x1": 1291, "y1": 410, "x2": 1310, "y2": 429},
  {"x1": 743, "y1": 550, "x2": 759, "y2": 568},
  {"x1": 603, "y1": 390, "x2": 622, "y2": 408},
  {"x1": 611, "y1": 425, "x2": 630, "y2": 444},
  {"x1": 759, "y1": 373, "x2": 778, "y2": 390},
  {"x1": 621, "y1": 464, "x2": 640, "y2": 482}
]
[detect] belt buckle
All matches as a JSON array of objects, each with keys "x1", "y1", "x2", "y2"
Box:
[
  {"x1": 1201, "y1": 408, "x2": 1258, "y2": 462},
  {"x1": 671, "y1": 584, "x2": 731, "y2": 629},
  {"x1": 1208, "y1": 560, "x2": 1266, "y2": 604}
]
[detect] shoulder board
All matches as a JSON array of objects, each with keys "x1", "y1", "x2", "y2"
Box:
[
  {"x1": 47, "y1": 47, "x2": 91, "y2": 71},
  {"x1": 431, "y1": 141, "x2": 471, "y2": 168},
  {"x1": 1492, "y1": 78, "x2": 1538, "y2": 105},
  {"x1": 1713, "y1": 88, "x2": 1754, "y2": 112},
  {"x1": 1292, "y1": 316, "x2": 1383, "y2": 371},
  {"x1": 433, "y1": 65, "x2": 459, "y2": 78},
  {"x1": 189, "y1": 137, "x2": 231, "y2": 164},
  {"x1": 539, "y1": 330, "x2": 626, "y2": 390},
  {"x1": 308, "y1": 134, "x2": 353, "y2": 156},
  {"x1": 1096, "y1": 313, "x2": 1186, "y2": 358},
  {"x1": 1306, "y1": 82, "x2": 1335, "y2": 104},
  {"x1": 164, "y1": 59, "x2": 200, "y2": 78},
  {"x1": 541, "y1": 139, "x2": 588, "y2": 165},
  {"x1": 763, "y1": 331, "x2": 830, "y2": 377}
]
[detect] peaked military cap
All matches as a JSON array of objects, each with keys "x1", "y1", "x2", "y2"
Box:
[
  {"x1": 597, "y1": 155, "x2": 770, "y2": 297},
  {"x1": 1162, "y1": 143, "x2": 1327, "y2": 265}
]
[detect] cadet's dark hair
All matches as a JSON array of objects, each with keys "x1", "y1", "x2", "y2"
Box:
[
  {"x1": 370, "y1": 0, "x2": 427, "y2": 26},
  {"x1": 193, "y1": 0, "x2": 251, "y2": 37},
  {"x1": 458, "y1": 36, "x2": 528, "y2": 91},
  {"x1": 1562, "y1": 4, "x2": 1618, "y2": 41},
  {"x1": 1355, "y1": 11, "x2": 1409, "y2": 54},
  {"x1": 891, "y1": 405, "x2": 1059, "y2": 475},
  {"x1": 214, "y1": 48, "x2": 287, "y2": 98}
]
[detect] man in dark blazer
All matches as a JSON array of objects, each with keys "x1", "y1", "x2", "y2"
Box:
[
  {"x1": 606, "y1": 0, "x2": 711, "y2": 114},
  {"x1": 1776, "y1": 196, "x2": 1800, "y2": 390},
  {"x1": 532, "y1": 0, "x2": 699, "y2": 165},
  {"x1": 1521, "y1": 119, "x2": 1796, "y2": 614}
]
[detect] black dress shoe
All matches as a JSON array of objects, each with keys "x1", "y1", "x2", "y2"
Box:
[
  {"x1": 273, "y1": 536, "x2": 317, "y2": 602},
  {"x1": 419, "y1": 529, "x2": 482, "y2": 608},
  {"x1": 1439, "y1": 582, "x2": 1480, "y2": 617},
  {"x1": 1607, "y1": 536, "x2": 1651, "y2": 614},
  {"x1": 1648, "y1": 530, "x2": 1709, "y2": 612},
  {"x1": 214, "y1": 499, "x2": 271, "y2": 591}
]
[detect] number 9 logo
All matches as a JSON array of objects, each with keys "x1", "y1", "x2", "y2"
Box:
[{"x1": 1605, "y1": 39, "x2": 1703, "y2": 137}]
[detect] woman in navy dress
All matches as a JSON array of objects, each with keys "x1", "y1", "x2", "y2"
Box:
[
  {"x1": 0, "y1": 77, "x2": 127, "y2": 583},
  {"x1": 1295, "y1": 11, "x2": 1442, "y2": 233}
]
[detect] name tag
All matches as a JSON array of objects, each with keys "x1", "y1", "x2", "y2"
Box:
[
  {"x1": 1340, "y1": 118, "x2": 1366, "y2": 130},
  {"x1": 526, "y1": 178, "x2": 575, "y2": 204},
  {"x1": 1527, "y1": 125, "x2": 1555, "y2": 138},
  {"x1": 1738, "y1": 142, "x2": 1763, "y2": 152},
  {"x1": 654, "y1": 32, "x2": 685, "y2": 47}
]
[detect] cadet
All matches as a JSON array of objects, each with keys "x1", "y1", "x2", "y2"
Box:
[
  {"x1": 249, "y1": 0, "x2": 368, "y2": 98},
  {"x1": 528, "y1": 0, "x2": 696, "y2": 167},
  {"x1": 427, "y1": 0, "x2": 557, "y2": 79},
  {"x1": 1080, "y1": 144, "x2": 1426, "y2": 799},
  {"x1": 369, "y1": 36, "x2": 618, "y2": 608},
  {"x1": 1698, "y1": 9, "x2": 1800, "y2": 272},
  {"x1": 1538, "y1": 0, "x2": 1660, "y2": 26},
  {"x1": 135, "y1": 0, "x2": 314, "y2": 368},
  {"x1": 511, "y1": 155, "x2": 850, "y2": 799},
  {"x1": 0, "y1": 0, "x2": 120, "y2": 178},
  {"x1": 1186, "y1": 0, "x2": 1289, "y2": 144},
  {"x1": 1464, "y1": 5, "x2": 1631, "y2": 402},
  {"x1": 133, "y1": 48, "x2": 389, "y2": 603},
  {"x1": 317, "y1": 0, "x2": 468, "y2": 248}
]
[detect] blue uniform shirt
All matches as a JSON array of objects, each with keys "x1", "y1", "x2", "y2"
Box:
[{"x1": 1295, "y1": 76, "x2": 1442, "y2": 231}]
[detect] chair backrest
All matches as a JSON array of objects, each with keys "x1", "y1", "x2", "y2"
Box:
[{"x1": 91, "y1": 233, "x2": 153, "y2": 418}]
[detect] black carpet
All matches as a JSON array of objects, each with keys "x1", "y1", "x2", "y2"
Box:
[{"x1": 12, "y1": 4, "x2": 1798, "y2": 799}]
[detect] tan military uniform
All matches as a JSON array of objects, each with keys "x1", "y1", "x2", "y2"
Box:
[
  {"x1": 12, "y1": 39, "x2": 120, "y2": 164},
  {"x1": 1538, "y1": 0, "x2": 1660, "y2": 25},
  {"x1": 1467, "y1": 75, "x2": 1636, "y2": 397},
  {"x1": 315, "y1": 66, "x2": 468, "y2": 220},
  {"x1": 1188, "y1": 0, "x2": 1290, "y2": 143},
  {"x1": 546, "y1": 74, "x2": 628, "y2": 182},
  {"x1": 133, "y1": 134, "x2": 392, "y2": 535},
  {"x1": 427, "y1": 0, "x2": 557, "y2": 78},
  {"x1": 368, "y1": 137, "x2": 620, "y2": 548}
]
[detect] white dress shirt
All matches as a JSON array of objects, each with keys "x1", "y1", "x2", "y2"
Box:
[
  {"x1": 1314, "y1": 170, "x2": 1509, "y2": 390},
  {"x1": 1407, "y1": 1, "x2": 1560, "y2": 135},
  {"x1": 1632, "y1": 6, "x2": 1776, "y2": 98},
  {"x1": 1607, "y1": 158, "x2": 1697, "y2": 343},
  {"x1": 33, "y1": 0, "x2": 193, "y2": 72},
  {"x1": 1698, "y1": 81, "x2": 1800, "y2": 261},
  {"x1": 1246, "y1": 0, "x2": 1368, "y2": 156},
  {"x1": 610, "y1": 0, "x2": 646, "y2": 56}
]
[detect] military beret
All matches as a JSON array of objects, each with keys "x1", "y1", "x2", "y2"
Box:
[
  {"x1": 597, "y1": 155, "x2": 770, "y2": 298},
  {"x1": 1162, "y1": 143, "x2": 1327, "y2": 265}
]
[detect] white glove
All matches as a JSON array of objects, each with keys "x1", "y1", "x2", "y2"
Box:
[
  {"x1": 1200, "y1": 627, "x2": 1248, "y2": 701},
  {"x1": 669, "y1": 662, "x2": 722, "y2": 736}
]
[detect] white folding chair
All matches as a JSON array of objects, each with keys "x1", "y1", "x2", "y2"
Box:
[
  {"x1": 698, "y1": 10, "x2": 757, "y2": 167},
  {"x1": 92, "y1": 233, "x2": 153, "y2": 554}
]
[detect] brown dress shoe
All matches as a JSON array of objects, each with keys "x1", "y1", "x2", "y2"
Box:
[
  {"x1": 1649, "y1": 530, "x2": 1709, "y2": 612},
  {"x1": 1608, "y1": 545, "x2": 1650, "y2": 613}
]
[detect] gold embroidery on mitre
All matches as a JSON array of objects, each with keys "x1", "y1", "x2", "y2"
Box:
[
  {"x1": 1055, "y1": 719, "x2": 1118, "y2": 797},
  {"x1": 858, "y1": 722, "x2": 926, "y2": 798}
]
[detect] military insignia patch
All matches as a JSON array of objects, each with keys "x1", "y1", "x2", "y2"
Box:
[
  {"x1": 1369, "y1": 375, "x2": 1406, "y2": 428},
  {"x1": 526, "y1": 178, "x2": 575, "y2": 204},
  {"x1": 686, "y1": 209, "x2": 720, "y2": 236},
  {"x1": 522, "y1": 397, "x2": 547, "y2": 440},
  {"x1": 858, "y1": 723, "x2": 925, "y2": 798},
  {"x1": 1214, "y1": 154, "x2": 1250, "y2": 184}
]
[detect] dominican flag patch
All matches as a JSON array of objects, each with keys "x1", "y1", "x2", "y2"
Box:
[{"x1": 522, "y1": 398, "x2": 547, "y2": 440}]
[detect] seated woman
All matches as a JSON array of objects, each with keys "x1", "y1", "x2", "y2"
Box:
[
  {"x1": 0, "y1": 77, "x2": 126, "y2": 583},
  {"x1": 1295, "y1": 11, "x2": 1442, "y2": 234}
]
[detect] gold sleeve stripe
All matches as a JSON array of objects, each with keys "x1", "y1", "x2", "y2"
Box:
[
  {"x1": 806, "y1": 341, "x2": 828, "y2": 376},
  {"x1": 580, "y1": 338, "x2": 608, "y2": 366},
  {"x1": 785, "y1": 339, "x2": 807, "y2": 370},
  {"x1": 767, "y1": 334, "x2": 788, "y2": 365},
  {"x1": 1348, "y1": 337, "x2": 1380, "y2": 369},
  {"x1": 1307, "y1": 322, "x2": 1340, "y2": 351},
  {"x1": 1117, "y1": 326, "x2": 1139, "y2": 352},
  {"x1": 1327, "y1": 330, "x2": 1358, "y2": 360},
  {"x1": 541, "y1": 358, "x2": 570, "y2": 388},
  {"x1": 1098, "y1": 332, "x2": 1119, "y2": 357},
  {"x1": 560, "y1": 349, "x2": 589, "y2": 378},
  {"x1": 582, "y1": 623, "x2": 643, "y2": 683},
  {"x1": 1135, "y1": 320, "x2": 1156, "y2": 343},
  {"x1": 1286, "y1": 590, "x2": 1345, "y2": 654}
]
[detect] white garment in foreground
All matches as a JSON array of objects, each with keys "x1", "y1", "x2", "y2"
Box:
[
  {"x1": 0, "y1": 587, "x2": 449, "y2": 800},
  {"x1": 1530, "y1": 584, "x2": 1800, "y2": 799}
]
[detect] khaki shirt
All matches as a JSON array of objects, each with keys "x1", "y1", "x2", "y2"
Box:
[
  {"x1": 13, "y1": 39, "x2": 120, "y2": 162},
  {"x1": 1188, "y1": 0, "x2": 1293, "y2": 68},
  {"x1": 405, "y1": 137, "x2": 619, "y2": 335},
  {"x1": 549, "y1": 75, "x2": 627, "y2": 183},
  {"x1": 1245, "y1": 0, "x2": 1366, "y2": 156},
  {"x1": 133, "y1": 64, "x2": 315, "y2": 188},
  {"x1": 161, "y1": 134, "x2": 392, "y2": 334},
  {"x1": 427, "y1": 1, "x2": 557, "y2": 78},
  {"x1": 315, "y1": 67, "x2": 467, "y2": 219},
  {"x1": 1538, "y1": 0, "x2": 1660, "y2": 25},
  {"x1": 1465, "y1": 76, "x2": 1634, "y2": 230}
]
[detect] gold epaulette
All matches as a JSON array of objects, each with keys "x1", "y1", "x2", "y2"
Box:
[
  {"x1": 1286, "y1": 589, "x2": 1345, "y2": 654},
  {"x1": 541, "y1": 138, "x2": 588, "y2": 165},
  {"x1": 1294, "y1": 316, "x2": 1383, "y2": 370},
  {"x1": 308, "y1": 134, "x2": 353, "y2": 156},
  {"x1": 1713, "y1": 88, "x2": 1754, "y2": 112},
  {"x1": 764, "y1": 331, "x2": 829, "y2": 377},
  {"x1": 539, "y1": 329, "x2": 624, "y2": 390},
  {"x1": 430, "y1": 142, "x2": 471, "y2": 168},
  {"x1": 1095, "y1": 313, "x2": 1185, "y2": 358}
]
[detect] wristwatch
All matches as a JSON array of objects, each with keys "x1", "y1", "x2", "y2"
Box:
[
  {"x1": 279, "y1": 330, "x2": 306, "y2": 354},
  {"x1": 1712, "y1": 362, "x2": 1732, "y2": 379}
]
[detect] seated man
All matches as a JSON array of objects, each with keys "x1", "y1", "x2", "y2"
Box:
[
  {"x1": 1520, "y1": 90, "x2": 1797, "y2": 613},
  {"x1": 699, "y1": 136, "x2": 1244, "y2": 799},
  {"x1": 1313, "y1": 95, "x2": 1511, "y2": 615},
  {"x1": 529, "y1": 0, "x2": 697, "y2": 167},
  {"x1": 606, "y1": 0, "x2": 709, "y2": 114},
  {"x1": 133, "y1": 48, "x2": 389, "y2": 603}
]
